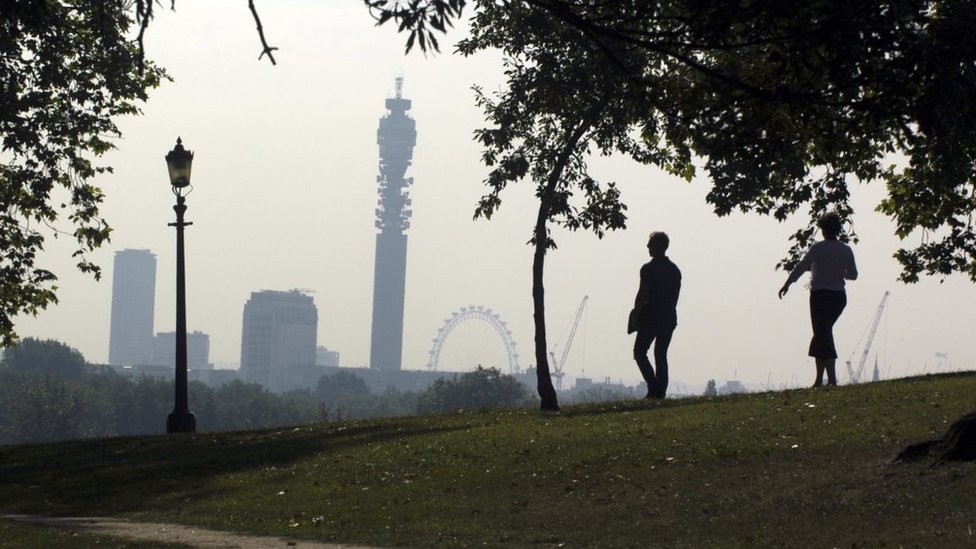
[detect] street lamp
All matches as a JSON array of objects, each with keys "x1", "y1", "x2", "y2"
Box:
[{"x1": 165, "y1": 137, "x2": 197, "y2": 433}]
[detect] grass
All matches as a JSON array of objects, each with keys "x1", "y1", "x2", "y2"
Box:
[{"x1": 2, "y1": 372, "x2": 975, "y2": 548}]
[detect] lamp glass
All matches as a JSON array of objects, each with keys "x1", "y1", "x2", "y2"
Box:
[{"x1": 165, "y1": 139, "x2": 194, "y2": 188}]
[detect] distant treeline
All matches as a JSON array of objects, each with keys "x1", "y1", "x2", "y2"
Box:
[
  {"x1": 0, "y1": 338, "x2": 644, "y2": 446},
  {"x1": 0, "y1": 338, "x2": 539, "y2": 446}
]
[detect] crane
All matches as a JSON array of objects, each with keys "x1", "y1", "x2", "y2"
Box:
[
  {"x1": 549, "y1": 295, "x2": 588, "y2": 390},
  {"x1": 845, "y1": 291, "x2": 890, "y2": 384}
]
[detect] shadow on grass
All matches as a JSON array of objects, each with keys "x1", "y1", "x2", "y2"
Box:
[
  {"x1": 558, "y1": 390, "x2": 758, "y2": 418},
  {"x1": 0, "y1": 418, "x2": 469, "y2": 517}
]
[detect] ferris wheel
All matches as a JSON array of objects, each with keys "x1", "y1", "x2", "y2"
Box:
[{"x1": 426, "y1": 305, "x2": 521, "y2": 374}]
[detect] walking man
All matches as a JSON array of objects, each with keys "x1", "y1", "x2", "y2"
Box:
[{"x1": 630, "y1": 231, "x2": 681, "y2": 399}]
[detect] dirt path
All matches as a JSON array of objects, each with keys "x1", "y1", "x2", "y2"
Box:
[{"x1": 1, "y1": 514, "x2": 387, "y2": 549}]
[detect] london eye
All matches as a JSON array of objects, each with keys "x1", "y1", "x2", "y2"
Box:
[{"x1": 426, "y1": 305, "x2": 520, "y2": 374}]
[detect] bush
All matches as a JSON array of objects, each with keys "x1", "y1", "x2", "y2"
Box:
[{"x1": 417, "y1": 366, "x2": 532, "y2": 414}]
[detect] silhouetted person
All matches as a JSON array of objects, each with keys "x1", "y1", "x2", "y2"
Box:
[
  {"x1": 778, "y1": 212, "x2": 858, "y2": 387},
  {"x1": 630, "y1": 232, "x2": 681, "y2": 399}
]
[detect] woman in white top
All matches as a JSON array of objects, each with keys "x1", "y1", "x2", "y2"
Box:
[{"x1": 778, "y1": 212, "x2": 858, "y2": 387}]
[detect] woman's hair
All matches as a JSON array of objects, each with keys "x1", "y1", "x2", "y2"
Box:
[{"x1": 817, "y1": 211, "x2": 844, "y2": 239}]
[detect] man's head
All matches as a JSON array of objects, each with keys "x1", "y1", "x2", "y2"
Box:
[{"x1": 647, "y1": 231, "x2": 669, "y2": 257}]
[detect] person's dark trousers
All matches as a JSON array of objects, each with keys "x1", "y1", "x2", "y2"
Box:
[
  {"x1": 633, "y1": 325, "x2": 675, "y2": 398},
  {"x1": 808, "y1": 290, "x2": 846, "y2": 358},
  {"x1": 809, "y1": 289, "x2": 846, "y2": 385}
]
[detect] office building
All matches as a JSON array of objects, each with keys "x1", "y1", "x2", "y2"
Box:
[
  {"x1": 316, "y1": 346, "x2": 340, "y2": 367},
  {"x1": 153, "y1": 330, "x2": 211, "y2": 370},
  {"x1": 240, "y1": 290, "x2": 318, "y2": 391},
  {"x1": 108, "y1": 249, "x2": 156, "y2": 365}
]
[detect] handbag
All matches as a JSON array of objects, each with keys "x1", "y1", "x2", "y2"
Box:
[{"x1": 627, "y1": 308, "x2": 639, "y2": 334}]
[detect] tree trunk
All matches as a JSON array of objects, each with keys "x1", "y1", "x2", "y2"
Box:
[
  {"x1": 532, "y1": 232, "x2": 559, "y2": 411},
  {"x1": 896, "y1": 411, "x2": 976, "y2": 463},
  {"x1": 531, "y1": 117, "x2": 595, "y2": 412}
]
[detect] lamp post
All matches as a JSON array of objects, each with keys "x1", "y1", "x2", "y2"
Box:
[{"x1": 165, "y1": 137, "x2": 197, "y2": 433}]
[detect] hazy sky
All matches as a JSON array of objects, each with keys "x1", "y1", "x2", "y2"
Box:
[{"x1": 16, "y1": 1, "x2": 975, "y2": 392}]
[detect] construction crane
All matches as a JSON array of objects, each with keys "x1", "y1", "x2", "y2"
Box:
[
  {"x1": 845, "y1": 291, "x2": 890, "y2": 384},
  {"x1": 549, "y1": 295, "x2": 588, "y2": 390}
]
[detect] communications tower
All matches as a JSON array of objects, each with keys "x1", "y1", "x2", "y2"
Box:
[{"x1": 369, "y1": 77, "x2": 416, "y2": 371}]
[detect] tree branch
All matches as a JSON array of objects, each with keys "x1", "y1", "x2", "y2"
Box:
[
  {"x1": 134, "y1": 0, "x2": 155, "y2": 74},
  {"x1": 525, "y1": 0, "x2": 856, "y2": 108},
  {"x1": 248, "y1": 0, "x2": 278, "y2": 65}
]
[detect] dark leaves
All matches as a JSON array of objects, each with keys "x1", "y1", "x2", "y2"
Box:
[
  {"x1": 365, "y1": 0, "x2": 466, "y2": 54},
  {"x1": 1, "y1": 3, "x2": 163, "y2": 345},
  {"x1": 454, "y1": 0, "x2": 976, "y2": 283}
]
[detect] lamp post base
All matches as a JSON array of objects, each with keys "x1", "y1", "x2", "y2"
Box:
[{"x1": 166, "y1": 410, "x2": 197, "y2": 433}]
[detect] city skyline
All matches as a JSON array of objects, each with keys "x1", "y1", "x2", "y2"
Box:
[{"x1": 12, "y1": 1, "x2": 976, "y2": 391}]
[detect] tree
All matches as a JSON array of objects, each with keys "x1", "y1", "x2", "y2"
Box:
[
  {"x1": 209, "y1": 380, "x2": 284, "y2": 431},
  {"x1": 0, "y1": 368, "x2": 109, "y2": 445},
  {"x1": 316, "y1": 371, "x2": 371, "y2": 406},
  {"x1": 380, "y1": 0, "x2": 976, "y2": 280},
  {"x1": 703, "y1": 380, "x2": 717, "y2": 397},
  {"x1": 897, "y1": 410, "x2": 976, "y2": 463},
  {"x1": 456, "y1": 4, "x2": 669, "y2": 410},
  {"x1": 417, "y1": 366, "x2": 532, "y2": 414},
  {"x1": 379, "y1": 0, "x2": 976, "y2": 414},
  {"x1": 0, "y1": 2, "x2": 165, "y2": 347},
  {"x1": 1, "y1": 337, "x2": 87, "y2": 379}
]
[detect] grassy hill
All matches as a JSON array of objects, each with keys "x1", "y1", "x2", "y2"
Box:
[{"x1": 2, "y1": 372, "x2": 975, "y2": 548}]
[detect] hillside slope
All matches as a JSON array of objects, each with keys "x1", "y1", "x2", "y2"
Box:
[{"x1": 2, "y1": 373, "x2": 975, "y2": 548}]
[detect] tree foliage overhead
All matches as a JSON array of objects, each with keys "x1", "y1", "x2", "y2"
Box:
[
  {"x1": 458, "y1": 4, "x2": 661, "y2": 248},
  {"x1": 0, "y1": 1, "x2": 165, "y2": 346},
  {"x1": 365, "y1": 0, "x2": 466, "y2": 54},
  {"x1": 377, "y1": 0, "x2": 976, "y2": 282},
  {"x1": 371, "y1": 0, "x2": 976, "y2": 411}
]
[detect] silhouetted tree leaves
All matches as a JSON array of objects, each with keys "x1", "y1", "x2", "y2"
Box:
[
  {"x1": 364, "y1": 0, "x2": 466, "y2": 54},
  {"x1": 0, "y1": 2, "x2": 165, "y2": 346},
  {"x1": 378, "y1": 0, "x2": 976, "y2": 283}
]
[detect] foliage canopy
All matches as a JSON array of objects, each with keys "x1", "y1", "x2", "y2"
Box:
[
  {"x1": 0, "y1": 2, "x2": 164, "y2": 346},
  {"x1": 382, "y1": 0, "x2": 976, "y2": 281}
]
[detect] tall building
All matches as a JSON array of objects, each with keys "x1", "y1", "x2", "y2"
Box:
[
  {"x1": 153, "y1": 330, "x2": 211, "y2": 370},
  {"x1": 370, "y1": 76, "x2": 416, "y2": 371},
  {"x1": 240, "y1": 290, "x2": 318, "y2": 391},
  {"x1": 108, "y1": 249, "x2": 156, "y2": 365}
]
